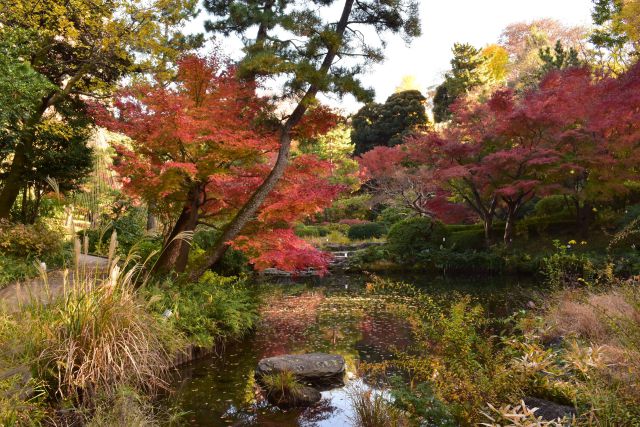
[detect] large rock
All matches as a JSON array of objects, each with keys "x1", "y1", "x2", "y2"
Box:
[
  {"x1": 524, "y1": 397, "x2": 576, "y2": 421},
  {"x1": 256, "y1": 353, "x2": 346, "y2": 387}
]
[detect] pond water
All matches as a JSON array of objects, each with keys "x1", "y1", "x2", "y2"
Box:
[{"x1": 163, "y1": 273, "x2": 537, "y2": 426}]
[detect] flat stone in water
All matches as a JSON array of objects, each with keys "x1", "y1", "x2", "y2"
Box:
[{"x1": 256, "y1": 353, "x2": 346, "y2": 387}]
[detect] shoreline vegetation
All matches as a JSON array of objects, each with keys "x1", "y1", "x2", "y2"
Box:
[
  {"x1": 1, "y1": 0, "x2": 639, "y2": 425},
  {"x1": 1, "y1": 227, "x2": 639, "y2": 424}
]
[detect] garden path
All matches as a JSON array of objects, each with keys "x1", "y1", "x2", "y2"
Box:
[{"x1": 0, "y1": 254, "x2": 109, "y2": 312}]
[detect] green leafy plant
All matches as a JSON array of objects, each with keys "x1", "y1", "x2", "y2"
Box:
[
  {"x1": 145, "y1": 272, "x2": 259, "y2": 347},
  {"x1": 387, "y1": 217, "x2": 449, "y2": 261}
]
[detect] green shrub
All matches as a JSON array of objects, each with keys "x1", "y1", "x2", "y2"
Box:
[
  {"x1": 0, "y1": 220, "x2": 64, "y2": 258},
  {"x1": 444, "y1": 223, "x2": 484, "y2": 232},
  {"x1": 534, "y1": 195, "x2": 572, "y2": 217},
  {"x1": 349, "y1": 245, "x2": 391, "y2": 268},
  {"x1": 0, "y1": 257, "x2": 38, "y2": 288},
  {"x1": 515, "y1": 215, "x2": 577, "y2": 239},
  {"x1": 541, "y1": 240, "x2": 597, "y2": 287},
  {"x1": 146, "y1": 272, "x2": 259, "y2": 347},
  {"x1": 389, "y1": 378, "x2": 455, "y2": 426},
  {"x1": 619, "y1": 204, "x2": 640, "y2": 228},
  {"x1": 190, "y1": 228, "x2": 249, "y2": 275},
  {"x1": 81, "y1": 207, "x2": 147, "y2": 256},
  {"x1": 449, "y1": 229, "x2": 485, "y2": 251},
  {"x1": 387, "y1": 217, "x2": 448, "y2": 261},
  {"x1": 416, "y1": 249, "x2": 505, "y2": 274},
  {"x1": 323, "y1": 194, "x2": 372, "y2": 222},
  {"x1": 347, "y1": 222, "x2": 386, "y2": 240},
  {"x1": 376, "y1": 206, "x2": 413, "y2": 227},
  {"x1": 295, "y1": 224, "x2": 330, "y2": 238}
]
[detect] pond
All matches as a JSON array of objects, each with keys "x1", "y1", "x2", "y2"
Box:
[{"x1": 163, "y1": 273, "x2": 537, "y2": 426}]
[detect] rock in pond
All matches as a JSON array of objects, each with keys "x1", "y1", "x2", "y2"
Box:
[
  {"x1": 256, "y1": 353, "x2": 346, "y2": 388},
  {"x1": 524, "y1": 397, "x2": 576, "y2": 421}
]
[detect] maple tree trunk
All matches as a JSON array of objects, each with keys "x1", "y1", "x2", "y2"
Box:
[
  {"x1": 483, "y1": 216, "x2": 493, "y2": 246},
  {"x1": 188, "y1": 0, "x2": 355, "y2": 282},
  {"x1": 503, "y1": 208, "x2": 515, "y2": 246},
  {"x1": 154, "y1": 186, "x2": 201, "y2": 274}
]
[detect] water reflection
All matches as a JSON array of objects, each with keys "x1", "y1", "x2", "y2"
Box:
[{"x1": 164, "y1": 273, "x2": 535, "y2": 426}]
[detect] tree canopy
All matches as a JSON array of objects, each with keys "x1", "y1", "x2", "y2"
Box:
[
  {"x1": 0, "y1": 0, "x2": 202, "y2": 219},
  {"x1": 352, "y1": 90, "x2": 428, "y2": 155}
]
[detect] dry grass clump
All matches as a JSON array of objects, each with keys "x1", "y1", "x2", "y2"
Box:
[
  {"x1": 541, "y1": 285, "x2": 640, "y2": 423},
  {"x1": 37, "y1": 271, "x2": 181, "y2": 404},
  {"x1": 546, "y1": 289, "x2": 640, "y2": 345},
  {"x1": 348, "y1": 386, "x2": 409, "y2": 427},
  {"x1": 1, "y1": 235, "x2": 184, "y2": 414},
  {"x1": 481, "y1": 400, "x2": 571, "y2": 427}
]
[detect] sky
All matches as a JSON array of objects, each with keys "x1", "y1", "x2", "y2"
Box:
[{"x1": 185, "y1": 0, "x2": 595, "y2": 113}]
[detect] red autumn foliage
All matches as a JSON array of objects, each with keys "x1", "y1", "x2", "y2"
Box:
[
  {"x1": 93, "y1": 53, "x2": 342, "y2": 273},
  {"x1": 359, "y1": 63, "x2": 640, "y2": 245}
]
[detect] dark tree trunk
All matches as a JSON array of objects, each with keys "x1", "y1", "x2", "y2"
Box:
[
  {"x1": 153, "y1": 186, "x2": 202, "y2": 274},
  {"x1": 503, "y1": 206, "x2": 516, "y2": 246},
  {"x1": 484, "y1": 216, "x2": 493, "y2": 246},
  {"x1": 502, "y1": 193, "x2": 533, "y2": 246},
  {"x1": 146, "y1": 203, "x2": 157, "y2": 232},
  {"x1": 0, "y1": 149, "x2": 27, "y2": 219},
  {"x1": 188, "y1": 0, "x2": 356, "y2": 281},
  {"x1": 0, "y1": 94, "x2": 55, "y2": 219}
]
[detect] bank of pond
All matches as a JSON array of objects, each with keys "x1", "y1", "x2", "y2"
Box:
[{"x1": 2, "y1": 265, "x2": 638, "y2": 426}]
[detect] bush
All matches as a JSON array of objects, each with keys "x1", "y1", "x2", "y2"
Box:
[
  {"x1": 189, "y1": 228, "x2": 249, "y2": 275},
  {"x1": 323, "y1": 194, "x2": 372, "y2": 222},
  {"x1": 294, "y1": 224, "x2": 330, "y2": 238},
  {"x1": 348, "y1": 222, "x2": 387, "y2": 240},
  {"x1": 0, "y1": 257, "x2": 38, "y2": 288},
  {"x1": 618, "y1": 203, "x2": 640, "y2": 228},
  {"x1": 541, "y1": 240, "x2": 598, "y2": 288},
  {"x1": 534, "y1": 195, "x2": 572, "y2": 217},
  {"x1": 449, "y1": 229, "x2": 485, "y2": 251},
  {"x1": 81, "y1": 207, "x2": 147, "y2": 256},
  {"x1": 416, "y1": 249, "x2": 506, "y2": 274},
  {"x1": 146, "y1": 272, "x2": 259, "y2": 347},
  {"x1": 376, "y1": 206, "x2": 413, "y2": 227},
  {"x1": 0, "y1": 220, "x2": 64, "y2": 258},
  {"x1": 387, "y1": 217, "x2": 448, "y2": 261},
  {"x1": 515, "y1": 215, "x2": 577, "y2": 240}
]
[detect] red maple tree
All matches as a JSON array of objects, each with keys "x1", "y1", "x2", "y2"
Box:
[
  {"x1": 94, "y1": 54, "x2": 341, "y2": 274},
  {"x1": 359, "y1": 62, "x2": 640, "y2": 245}
]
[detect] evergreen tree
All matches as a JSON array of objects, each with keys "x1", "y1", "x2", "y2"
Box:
[
  {"x1": 352, "y1": 90, "x2": 428, "y2": 155},
  {"x1": 433, "y1": 43, "x2": 486, "y2": 122}
]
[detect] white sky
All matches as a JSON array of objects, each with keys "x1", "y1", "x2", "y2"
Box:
[{"x1": 185, "y1": 0, "x2": 594, "y2": 113}]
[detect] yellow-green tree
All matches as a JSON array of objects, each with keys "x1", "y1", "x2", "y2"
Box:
[{"x1": 0, "y1": 0, "x2": 202, "y2": 218}]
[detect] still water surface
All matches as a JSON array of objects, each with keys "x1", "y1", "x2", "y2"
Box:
[{"x1": 164, "y1": 273, "x2": 536, "y2": 426}]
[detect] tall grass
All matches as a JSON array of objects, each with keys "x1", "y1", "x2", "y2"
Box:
[
  {"x1": 259, "y1": 370, "x2": 305, "y2": 405},
  {"x1": 348, "y1": 385, "x2": 409, "y2": 427},
  {"x1": 0, "y1": 235, "x2": 185, "y2": 423}
]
